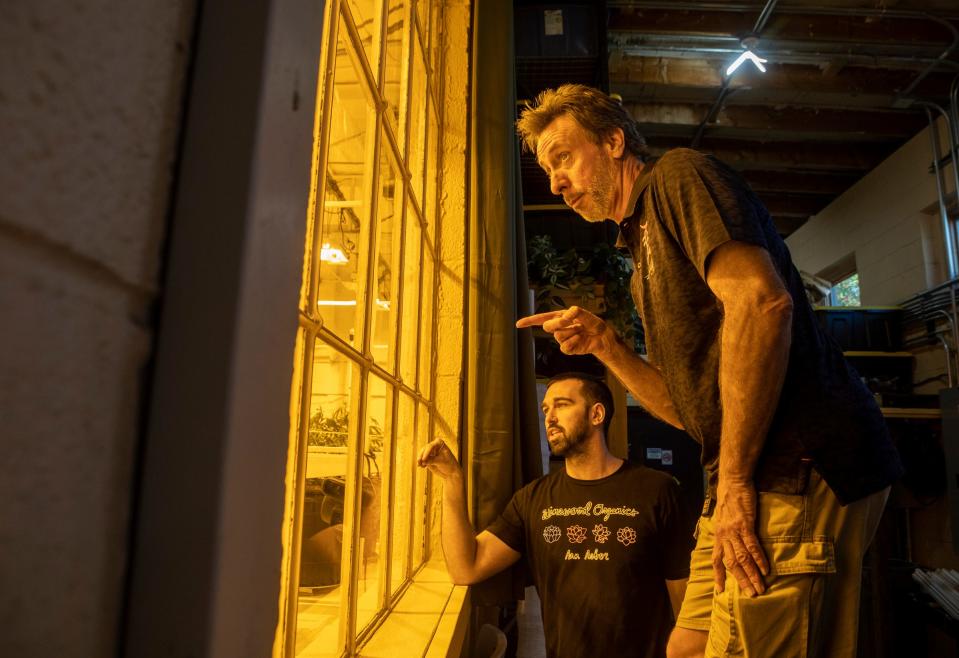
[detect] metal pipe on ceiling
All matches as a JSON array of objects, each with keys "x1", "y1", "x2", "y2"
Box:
[
  {"x1": 898, "y1": 17, "x2": 959, "y2": 99},
  {"x1": 750, "y1": 0, "x2": 778, "y2": 35},
  {"x1": 608, "y1": 1, "x2": 959, "y2": 21},
  {"x1": 611, "y1": 1, "x2": 959, "y2": 101},
  {"x1": 918, "y1": 103, "x2": 959, "y2": 281},
  {"x1": 690, "y1": 0, "x2": 777, "y2": 147},
  {"x1": 691, "y1": 81, "x2": 732, "y2": 148}
]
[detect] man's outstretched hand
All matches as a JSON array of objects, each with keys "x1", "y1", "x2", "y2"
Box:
[
  {"x1": 516, "y1": 306, "x2": 617, "y2": 358},
  {"x1": 417, "y1": 439, "x2": 463, "y2": 481}
]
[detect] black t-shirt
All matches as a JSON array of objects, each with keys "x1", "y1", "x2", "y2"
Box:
[
  {"x1": 486, "y1": 461, "x2": 692, "y2": 658},
  {"x1": 620, "y1": 148, "x2": 903, "y2": 504}
]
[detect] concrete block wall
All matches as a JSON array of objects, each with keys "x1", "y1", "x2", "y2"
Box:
[
  {"x1": 0, "y1": 2, "x2": 194, "y2": 655},
  {"x1": 787, "y1": 116, "x2": 953, "y2": 306}
]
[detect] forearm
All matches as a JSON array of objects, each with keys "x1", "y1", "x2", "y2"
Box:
[
  {"x1": 439, "y1": 472, "x2": 480, "y2": 584},
  {"x1": 718, "y1": 298, "x2": 792, "y2": 486},
  {"x1": 598, "y1": 335, "x2": 684, "y2": 429}
]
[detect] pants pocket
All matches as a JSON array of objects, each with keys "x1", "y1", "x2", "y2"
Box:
[{"x1": 706, "y1": 539, "x2": 836, "y2": 658}]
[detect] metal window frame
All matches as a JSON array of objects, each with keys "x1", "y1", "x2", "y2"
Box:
[{"x1": 284, "y1": 0, "x2": 448, "y2": 654}]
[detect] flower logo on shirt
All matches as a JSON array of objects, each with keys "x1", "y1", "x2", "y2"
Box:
[
  {"x1": 567, "y1": 525, "x2": 588, "y2": 544},
  {"x1": 592, "y1": 524, "x2": 611, "y2": 544},
  {"x1": 543, "y1": 525, "x2": 561, "y2": 543},
  {"x1": 617, "y1": 527, "x2": 638, "y2": 547}
]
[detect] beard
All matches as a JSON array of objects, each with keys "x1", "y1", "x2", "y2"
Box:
[
  {"x1": 546, "y1": 415, "x2": 590, "y2": 458},
  {"x1": 575, "y1": 152, "x2": 617, "y2": 222}
]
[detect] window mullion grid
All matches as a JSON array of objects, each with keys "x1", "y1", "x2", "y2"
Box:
[
  {"x1": 305, "y1": 0, "x2": 343, "y2": 322},
  {"x1": 343, "y1": 58, "x2": 388, "y2": 658},
  {"x1": 292, "y1": 0, "x2": 450, "y2": 651}
]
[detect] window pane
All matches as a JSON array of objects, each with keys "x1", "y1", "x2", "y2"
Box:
[
  {"x1": 390, "y1": 392, "x2": 416, "y2": 593},
  {"x1": 295, "y1": 343, "x2": 359, "y2": 656},
  {"x1": 418, "y1": 243, "x2": 434, "y2": 396},
  {"x1": 370, "y1": 131, "x2": 402, "y2": 372},
  {"x1": 399, "y1": 200, "x2": 422, "y2": 385},
  {"x1": 406, "y1": 29, "x2": 428, "y2": 208},
  {"x1": 382, "y1": 0, "x2": 408, "y2": 133},
  {"x1": 412, "y1": 402, "x2": 431, "y2": 567},
  {"x1": 318, "y1": 21, "x2": 375, "y2": 347},
  {"x1": 345, "y1": 0, "x2": 379, "y2": 77},
  {"x1": 355, "y1": 375, "x2": 393, "y2": 634}
]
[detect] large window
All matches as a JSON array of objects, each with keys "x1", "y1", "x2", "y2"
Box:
[{"x1": 282, "y1": 0, "x2": 445, "y2": 654}]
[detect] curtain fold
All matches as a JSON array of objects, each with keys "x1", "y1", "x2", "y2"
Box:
[{"x1": 465, "y1": 0, "x2": 542, "y2": 607}]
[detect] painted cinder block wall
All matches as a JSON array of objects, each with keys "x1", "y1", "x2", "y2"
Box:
[
  {"x1": 786, "y1": 115, "x2": 954, "y2": 306},
  {"x1": 0, "y1": 2, "x2": 195, "y2": 655}
]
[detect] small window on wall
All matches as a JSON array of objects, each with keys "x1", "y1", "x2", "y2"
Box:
[
  {"x1": 280, "y1": 0, "x2": 446, "y2": 655},
  {"x1": 831, "y1": 273, "x2": 861, "y2": 307},
  {"x1": 818, "y1": 252, "x2": 859, "y2": 307}
]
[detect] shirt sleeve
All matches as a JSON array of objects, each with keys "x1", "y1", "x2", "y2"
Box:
[
  {"x1": 484, "y1": 488, "x2": 528, "y2": 554},
  {"x1": 656, "y1": 476, "x2": 696, "y2": 580},
  {"x1": 650, "y1": 148, "x2": 770, "y2": 280}
]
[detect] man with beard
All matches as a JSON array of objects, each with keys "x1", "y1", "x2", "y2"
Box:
[
  {"x1": 418, "y1": 372, "x2": 693, "y2": 658},
  {"x1": 513, "y1": 84, "x2": 901, "y2": 658}
]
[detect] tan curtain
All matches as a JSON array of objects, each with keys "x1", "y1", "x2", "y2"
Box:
[{"x1": 464, "y1": 0, "x2": 542, "y2": 607}]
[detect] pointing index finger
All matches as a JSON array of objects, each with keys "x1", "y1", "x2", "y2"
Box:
[{"x1": 516, "y1": 311, "x2": 564, "y2": 329}]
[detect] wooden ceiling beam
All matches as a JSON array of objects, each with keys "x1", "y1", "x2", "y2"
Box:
[
  {"x1": 607, "y1": 7, "x2": 957, "y2": 48},
  {"x1": 610, "y1": 57, "x2": 954, "y2": 107},
  {"x1": 624, "y1": 102, "x2": 926, "y2": 142},
  {"x1": 644, "y1": 137, "x2": 891, "y2": 171}
]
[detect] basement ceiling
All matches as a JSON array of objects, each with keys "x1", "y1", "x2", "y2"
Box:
[{"x1": 515, "y1": 0, "x2": 959, "y2": 240}]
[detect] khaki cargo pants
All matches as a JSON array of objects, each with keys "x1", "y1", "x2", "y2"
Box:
[{"x1": 675, "y1": 471, "x2": 889, "y2": 658}]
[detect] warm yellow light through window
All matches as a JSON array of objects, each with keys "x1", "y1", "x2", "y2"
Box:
[
  {"x1": 316, "y1": 299, "x2": 391, "y2": 309},
  {"x1": 320, "y1": 243, "x2": 349, "y2": 264}
]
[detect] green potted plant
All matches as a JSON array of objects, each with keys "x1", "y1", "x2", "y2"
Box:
[
  {"x1": 308, "y1": 406, "x2": 384, "y2": 476},
  {"x1": 526, "y1": 234, "x2": 644, "y2": 351}
]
